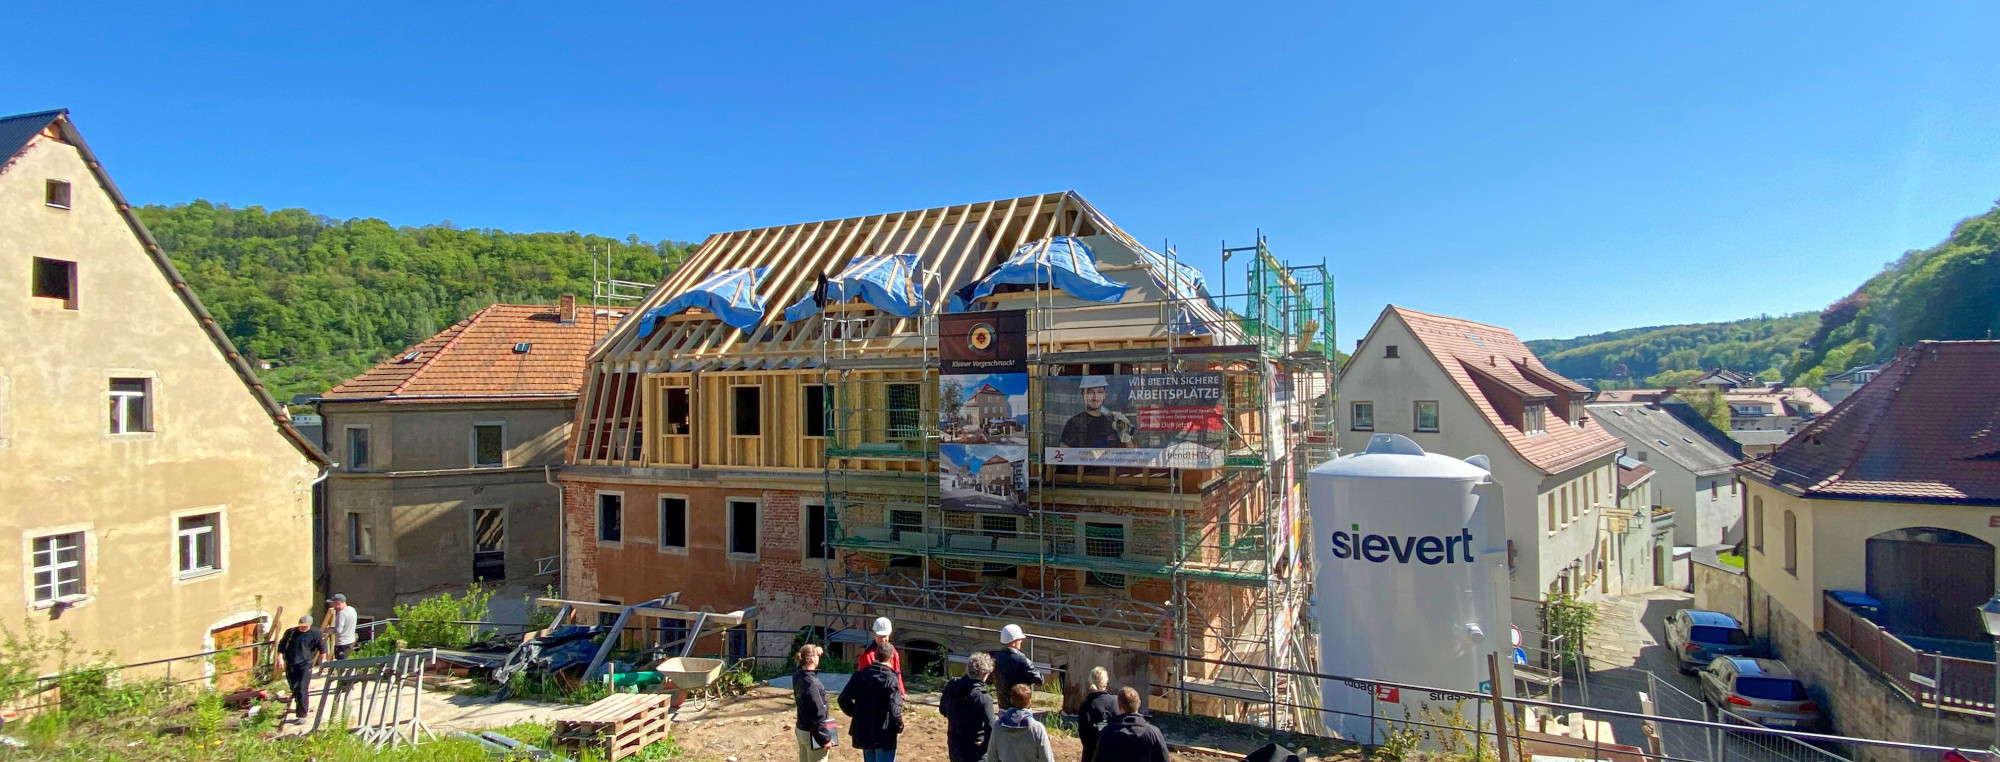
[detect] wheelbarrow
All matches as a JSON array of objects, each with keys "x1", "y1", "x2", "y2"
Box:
[{"x1": 651, "y1": 657, "x2": 726, "y2": 692}]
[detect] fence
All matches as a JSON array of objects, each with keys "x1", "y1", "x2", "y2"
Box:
[{"x1": 1822, "y1": 593, "x2": 1996, "y2": 714}]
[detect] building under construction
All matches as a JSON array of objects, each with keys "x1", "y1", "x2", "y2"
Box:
[{"x1": 563, "y1": 191, "x2": 1334, "y2": 727}]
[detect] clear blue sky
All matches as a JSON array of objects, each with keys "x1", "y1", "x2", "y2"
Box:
[{"x1": 8, "y1": 3, "x2": 1998, "y2": 341}]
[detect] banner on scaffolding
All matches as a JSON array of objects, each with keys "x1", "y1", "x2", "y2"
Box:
[
  {"x1": 940, "y1": 310, "x2": 1027, "y2": 375},
  {"x1": 1043, "y1": 372, "x2": 1226, "y2": 468}
]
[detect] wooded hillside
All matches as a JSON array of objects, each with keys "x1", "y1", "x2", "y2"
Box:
[
  {"x1": 1784, "y1": 202, "x2": 2000, "y2": 385},
  {"x1": 1526, "y1": 313, "x2": 1817, "y2": 389},
  {"x1": 137, "y1": 202, "x2": 690, "y2": 403}
]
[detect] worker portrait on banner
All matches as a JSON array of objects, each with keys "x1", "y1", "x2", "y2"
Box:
[{"x1": 1044, "y1": 372, "x2": 1226, "y2": 468}]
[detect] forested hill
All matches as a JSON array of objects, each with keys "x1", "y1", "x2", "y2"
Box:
[
  {"x1": 1784, "y1": 202, "x2": 2000, "y2": 386},
  {"x1": 137, "y1": 202, "x2": 692, "y2": 404},
  {"x1": 1525, "y1": 313, "x2": 1818, "y2": 388},
  {"x1": 1528, "y1": 201, "x2": 2000, "y2": 389}
]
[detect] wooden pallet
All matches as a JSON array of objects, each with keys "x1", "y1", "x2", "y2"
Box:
[{"x1": 553, "y1": 693, "x2": 673, "y2": 761}]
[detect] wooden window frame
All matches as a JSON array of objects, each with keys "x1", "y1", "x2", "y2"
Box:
[
  {"x1": 44, "y1": 179, "x2": 71, "y2": 210},
  {"x1": 730, "y1": 385, "x2": 763, "y2": 438}
]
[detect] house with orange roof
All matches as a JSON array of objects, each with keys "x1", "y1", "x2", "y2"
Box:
[
  {"x1": 1339, "y1": 306, "x2": 1629, "y2": 621},
  {"x1": 318, "y1": 297, "x2": 623, "y2": 619}
]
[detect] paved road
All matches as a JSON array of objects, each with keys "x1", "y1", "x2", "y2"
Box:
[{"x1": 1555, "y1": 589, "x2": 1702, "y2": 748}]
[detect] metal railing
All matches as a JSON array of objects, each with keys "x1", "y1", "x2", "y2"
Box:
[
  {"x1": 1822, "y1": 593, "x2": 1996, "y2": 714},
  {"x1": 824, "y1": 573, "x2": 1170, "y2": 635}
]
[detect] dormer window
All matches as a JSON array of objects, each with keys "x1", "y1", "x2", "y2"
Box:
[
  {"x1": 1523, "y1": 403, "x2": 1547, "y2": 435},
  {"x1": 45, "y1": 180, "x2": 71, "y2": 209}
]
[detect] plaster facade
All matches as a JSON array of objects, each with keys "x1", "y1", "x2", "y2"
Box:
[{"x1": 0, "y1": 125, "x2": 320, "y2": 666}]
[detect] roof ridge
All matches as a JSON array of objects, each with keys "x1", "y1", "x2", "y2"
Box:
[
  {"x1": 386, "y1": 305, "x2": 493, "y2": 396},
  {"x1": 1390, "y1": 305, "x2": 1517, "y2": 335}
]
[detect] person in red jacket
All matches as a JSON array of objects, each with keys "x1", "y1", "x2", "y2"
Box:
[{"x1": 855, "y1": 617, "x2": 906, "y2": 695}]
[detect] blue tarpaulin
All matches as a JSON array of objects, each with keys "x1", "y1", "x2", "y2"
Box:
[
  {"x1": 638, "y1": 266, "x2": 769, "y2": 335},
  {"x1": 781, "y1": 253, "x2": 928, "y2": 322},
  {"x1": 953, "y1": 236, "x2": 1130, "y2": 311}
]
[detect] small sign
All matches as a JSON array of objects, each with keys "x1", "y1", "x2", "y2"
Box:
[
  {"x1": 1478, "y1": 680, "x2": 1492, "y2": 695},
  {"x1": 1910, "y1": 673, "x2": 1938, "y2": 689},
  {"x1": 1989, "y1": 516, "x2": 2000, "y2": 528},
  {"x1": 1374, "y1": 685, "x2": 1399, "y2": 702}
]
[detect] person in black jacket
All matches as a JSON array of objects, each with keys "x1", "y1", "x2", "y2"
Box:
[
  {"x1": 1074, "y1": 667, "x2": 1120, "y2": 762},
  {"x1": 990, "y1": 624, "x2": 1042, "y2": 701},
  {"x1": 837, "y1": 641, "x2": 906, "y2": 762},
  {"x1": 792, "y1": 644, "x2": 835, "y2": 762},
  {"x1": 1093, "y1": 687, "x2": 1171, "y2": 762},
  {"x1": 940, "y1": 651, "x2": 997, "y2": 762},
  {"x1": 275, "y1": 616, "x2": 325, "y2": 723}
]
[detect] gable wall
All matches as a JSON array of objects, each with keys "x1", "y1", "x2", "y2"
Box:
[{"x1": 0, "y1": 136, "x2": 318, "y2": 665}]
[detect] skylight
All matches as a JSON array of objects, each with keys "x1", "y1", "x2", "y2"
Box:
[
  {"x1": 1657, "y1": 439, "x2": 1672, "y2": 447},
  {"x1": 400, "y1": 351, "x2": 421, "y2": 363},
  {"x1": 514, "y1": 342, "x2": 532, "y2": 354},
  {"x1": 1467, "y1": 332, "x2": 1486, "y2": 348}
]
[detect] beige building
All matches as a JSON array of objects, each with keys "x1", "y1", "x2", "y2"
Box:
[
  {"x1": 318, "y1": 299, "x2": 620, "y2": 620},
  {"x1": 1737, "y1": 341, "x2": 2000, "y2": 751},
  {"x1": 0, "y1": 109, "x2": 325, "y2": 667},
  {"x1": 1339, "y1": 306, "x2": 1627, "y2": 625}
]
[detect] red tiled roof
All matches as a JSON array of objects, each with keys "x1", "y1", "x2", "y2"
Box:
[
  {"x1": 1738, "y1": 341, "x2": 2000, "y2": 505},
  {"x1": 324, "y1": 304, "x2": 624, "y2": 402},
  {"x1": 1389, "y1": 306, "x2": 1625, "y2": 474}
]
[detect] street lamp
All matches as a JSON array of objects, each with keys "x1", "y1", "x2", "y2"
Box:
[{"x1": 1978, "y1": 593, "x2": 2000, "y2": 754}]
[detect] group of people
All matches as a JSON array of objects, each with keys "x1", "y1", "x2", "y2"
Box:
[
  {"x1": 270, "y1": 593, "x2": 363, "y2": 723},
  {"x1": 792, "y1": 619, "x2": 1171, "y2": 762}
]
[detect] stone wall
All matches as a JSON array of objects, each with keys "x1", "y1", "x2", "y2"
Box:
[
  {"x1": 1691, "y1": 547, "x2": 1748, "y2": 626},
  {"x1": 1751, "y1": 580, "x2": 1993, "y2": 760}
]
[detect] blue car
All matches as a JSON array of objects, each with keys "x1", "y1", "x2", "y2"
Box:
[{"x1": 1665, "y1": 609, "x2": 1753, "y2": 673}]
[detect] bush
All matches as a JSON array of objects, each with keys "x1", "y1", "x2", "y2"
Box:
[{"x1": 366, "y1": 585, "x2": 495, "y2": 655}]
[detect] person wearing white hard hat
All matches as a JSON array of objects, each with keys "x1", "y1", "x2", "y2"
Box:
[
  {"x1": 855, "y1": 616, "x2": 906, "y2": 695},
  {"x1": 989, "y1": 624, "x2": 1042, "y2": 703},
  {"x1": 1058, "y1": 376, "x2": 1133, "y2": 448}
]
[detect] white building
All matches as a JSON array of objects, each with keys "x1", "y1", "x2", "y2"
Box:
[
  {"x1": 1586, "y1": 401, "x2": 1744, "y2": 547},
  {"x1": 1339, "y1": 306, "x2": 1627, "y2": 619}
]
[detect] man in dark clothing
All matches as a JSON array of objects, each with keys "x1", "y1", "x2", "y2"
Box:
[
  {"x1": 1093, "y1": 687, "x2": 1171, "y2": 762},
  {"x1": 792, "y1": 644, "x2": 835, "y2": 762},
  {"x1": 275, "y1": 615, "x2": 325, "y2": 722},
  {"x1": 1075, "y1": 667, "x2": 1120, "y2": 762},
  {"x1": 989, "y1": 624, "x2": 1042, "y2": 701},
  {"x1": 837, "y1": 642, "x2": 905, "y2": 762},
  {"x1": 939, "y1": 652, "x2": 996, "y2": 762},
  {"x1": 1058, "y1": 377, "x2": 1134, "y2": 448}
]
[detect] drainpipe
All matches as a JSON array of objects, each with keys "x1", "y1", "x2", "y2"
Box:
[
  {"x1": 545, "y1": 465, "x2": 566, "y2": 598},
  {"x1": 311, "y1": 464, "x2": 335, "y2": 604}
]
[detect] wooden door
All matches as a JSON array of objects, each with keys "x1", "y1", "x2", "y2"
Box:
[
  {"x1": 209, "y1": 619, "x2": 261, "y2": 692},
  {"x1": 1868, "y1": 532, "x2": 1994, "y2": 640}
]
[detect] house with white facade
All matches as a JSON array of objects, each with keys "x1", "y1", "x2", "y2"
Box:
[
  {"x1": 1587, "y1": 400, "x2": 1744, "y2": 547},
  {"x1": 1340, "y1": 306, "x2": 1627, "y2": 623}
]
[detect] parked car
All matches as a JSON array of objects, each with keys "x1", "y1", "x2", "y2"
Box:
[
  {"x1": 1665, "y1": 609, "x2": 1752, "y2": 673},
  {"x1": 1698, "y1": 657, "x2": 1820, "y2": 731}
]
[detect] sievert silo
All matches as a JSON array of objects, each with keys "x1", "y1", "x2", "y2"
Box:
[{"x1": 1309, "y1": 433, "x2": 1511, "y2": 742}]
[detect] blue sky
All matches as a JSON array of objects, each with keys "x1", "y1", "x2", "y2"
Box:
[{"x1": 7, "y1": 3, "x2": 1998, "y2": 340}]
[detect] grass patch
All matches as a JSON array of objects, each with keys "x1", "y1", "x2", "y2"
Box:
[{"x1": 1717, "y1": 551, "x2": 1746, "y2": 569}]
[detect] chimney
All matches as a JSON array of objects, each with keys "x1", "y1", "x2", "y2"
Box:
[{"x1": 558, "y1": 294, "x2": 577, "y2": 324}]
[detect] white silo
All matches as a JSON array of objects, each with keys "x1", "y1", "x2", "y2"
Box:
[{"x1": 1309, "y1": 433, "x2": 1511, "y2": 742}]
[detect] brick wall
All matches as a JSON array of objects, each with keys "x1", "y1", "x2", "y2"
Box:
[
  {"x1": 755, "y1": 488, "x2": 828, "y2": 656},
  {"x1": 562, "y1": 477, "x2": 601, "y2": 601}
]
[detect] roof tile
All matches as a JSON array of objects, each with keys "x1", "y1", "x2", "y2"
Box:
[{"x1": 323, "y1": 304, "x2": 624, "y2": 401}]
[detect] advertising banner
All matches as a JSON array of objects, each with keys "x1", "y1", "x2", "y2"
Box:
[
  {"x1": 940, "y1": 310, "x2": 1027, "y2": 375},
  {"x1": 940, "y1": 310, "x2": 1029, "y2": 512},
  {"x1": 1043, "y1": 372, "x2": 1226, "y2": 468}
]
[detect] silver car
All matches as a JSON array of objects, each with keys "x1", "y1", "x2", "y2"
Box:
[{"x1": 1698, "y1": 657, "x2": 1820, "y2": 731}]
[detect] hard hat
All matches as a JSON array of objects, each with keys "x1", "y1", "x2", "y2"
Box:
[
  {"x1": 1080, "y1": 376, "x2": 1109, "y2": 390},
  {"x1": 999, "y1": 624, "x2": 1025, "y2": 644},
  {"x1": 872, "y1": 617, "x2": 893, "y2": 637}
]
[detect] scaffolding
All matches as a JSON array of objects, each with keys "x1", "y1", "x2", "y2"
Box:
[{"x1": 814, "y1": 232, "x2": 1334, "y2": 729}]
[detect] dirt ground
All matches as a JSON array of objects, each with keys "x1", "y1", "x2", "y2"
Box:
[{"x1": 669, "y1": 686, "x2": 1258, "y2": 762}]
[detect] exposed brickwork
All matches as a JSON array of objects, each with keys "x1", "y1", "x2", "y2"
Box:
[
  {"x1": 753, "y1": 489, "x2": 828, "y2": 656},
  {"x1": 562, "y1": 476, "x2": 602, "y2": 601}
]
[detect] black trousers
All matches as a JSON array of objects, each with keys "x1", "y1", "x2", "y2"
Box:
[{"x1": 286, "y1": 665, "x2": 312, "y2": 717}]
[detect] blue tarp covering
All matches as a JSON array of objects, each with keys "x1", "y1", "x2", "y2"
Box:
[
  {"x1": 953, "y1": 236, "x2": 1130, "y2": 312},
  {"x1": 638, "y1": 266, "x2": 769, "y2": 335},
  {"x1": 781, "y1": 253, "x2": 928, "y2": 322}
]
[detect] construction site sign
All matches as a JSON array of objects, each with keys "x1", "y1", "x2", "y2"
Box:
[
  {"x1": 1044, "y1": 372, "x2": 1225, "y2": 469},
  {"x1": 940, "y1": 309, "x2": 1026, "y2": 374}
]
